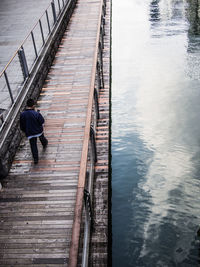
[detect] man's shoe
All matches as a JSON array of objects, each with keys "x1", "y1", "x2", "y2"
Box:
[
  {"x1": 34, "y1": 159, "x2": 38, "y2": 164},
  {"x1": 43, "y1": 140, "x2": 48, "y2": 149}
]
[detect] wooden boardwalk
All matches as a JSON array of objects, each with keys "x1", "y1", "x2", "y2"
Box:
[{"x1": 0, "y1": 0, "x2": 110, "y2": 265}]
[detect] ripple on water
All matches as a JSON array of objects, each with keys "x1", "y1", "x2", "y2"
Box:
[{"x1": 112, "y1": 0, "x2": 200, "y2": 266}]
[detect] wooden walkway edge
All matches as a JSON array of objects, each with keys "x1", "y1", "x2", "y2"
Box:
[
  {"x1": 0, "y1": 0, "x2": 110, "y2": 265},
  {"x1": 89, "y1": 0, "x2": 111, "y2": 265}
]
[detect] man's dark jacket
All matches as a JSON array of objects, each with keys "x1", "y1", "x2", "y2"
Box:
[{"x1": 20, "y1": 109, "x2": 44, "y2": 137}]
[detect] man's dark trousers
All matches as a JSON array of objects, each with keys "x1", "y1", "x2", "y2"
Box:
[{"x1": 29, "y1": 134, "x2": 48, "y2": 161}]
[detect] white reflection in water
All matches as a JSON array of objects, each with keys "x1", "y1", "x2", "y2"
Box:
[
  {"x1": 112, "y1": 0, "x2": 200, "y2": 264},
  {"x1": 130, "y1": 0, "x2": 200, "y2": 262}
]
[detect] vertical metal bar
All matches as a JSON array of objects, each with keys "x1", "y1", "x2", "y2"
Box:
[
  {"x1": 100, "y1": 26, "x2": 104, "y2": 49},
  {"x1": 31, "y1": 31, "x2": 38, "y2": 59},
  {"x1": 82, "y1": 207, "x2": 90, "y2": 267},
  {"x1": 51, "y1": 1, "x2": 57, "y2": 24},
  {"x1": 101, "y1": 16, "x2": 104, "y2": 36},
  {"x1": 90, "y1": 127, "x2": 97, "y2": 163},
  {"x1": 18, "y1": 46, "x2": 29, "y2": 80},
  {"x1": 82, "y1": 137, "x2": 95, "y2": 267},
  {"x1": 98, "y1": 42, "x2": 104, "y2": 88},
  {"x1": 82, "y1": 188, "x2": 93, "y2": 267},
  {"x1": 94, "y1": 88, "x2": 100, "y2": 120},
  {"x1": 46, "y1": 10, "x2": 51, "y2": 33},
  {"x1": 98, "y1": 57, "x2": 103, "y2": 89},
  {"x1": 96, "y1": 61, "x2": 101, "y2": 89},
  {"x1": 4, "y1": 71, "x2": 14, "y2": 104},
  {"x1": 103, "y1": 0, "x2": 106, "y2": 14},
  {"x1": 57, "y1": 0, "x2": 61, "y2": 12},
  {"x1": 39, "y1": 19, "x2": 45, "y2": 45},
  {"x1": 62, "y1": 0, "x2": 65, "y2": 7},
  {"x1": 101, "y1": 15, "x2": 105, "y2": 36}
]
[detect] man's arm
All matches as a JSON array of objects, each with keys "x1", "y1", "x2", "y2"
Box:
[
  {"x1": 20, "y1": 114, "x2": 26, "y2": 133},
  {"x1": 37, "y1": 112, "x2": 45, "y2": 125}
]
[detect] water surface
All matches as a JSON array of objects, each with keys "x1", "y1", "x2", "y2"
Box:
[{"x1": 112, "y1": 0, "x2": 200, "y2": 266}]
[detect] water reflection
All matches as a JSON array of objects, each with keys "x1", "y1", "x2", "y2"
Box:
[
  {"x1": 149, "y1": 0, "x2": 161, "y2": 22},
  {"x1": 135, "y1": 0, "x2": 200, "y2": 265},
  {"x1": 186, "y1": 0, "x2": 200, "y2": 79},
  {"x1": 112, "y1": 0, "x2": 200, "y2": 266},
  {"x1": 186, "y1": 0, "x2": 200, "y2": 36}
]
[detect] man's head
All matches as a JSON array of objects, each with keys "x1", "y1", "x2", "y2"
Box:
[{"x1": 27, "y1": 99, "x2": 35, "y2": 108}]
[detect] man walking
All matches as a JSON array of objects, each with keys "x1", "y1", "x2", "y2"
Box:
[{"x1": 20, "y1": 99, "x2": 48, "y2": 164}]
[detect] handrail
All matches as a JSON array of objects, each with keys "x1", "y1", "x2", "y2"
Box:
[
  {"x1": 0, "y1": 0, "x2": 68, "y2": 127},
  {"x1": 0, "y1": 1, "x2": 57, "y2": 77},
  {"x1": 68, "y1": 0, "x2": 105, "y2": 266},
  {"x1": 0, "y1": 2, "x2": 53, "y2": 77}
]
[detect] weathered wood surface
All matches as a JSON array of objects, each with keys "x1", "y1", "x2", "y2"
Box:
[{"x1": 0, "y1": 0, "x2": 110, "y2": 265}]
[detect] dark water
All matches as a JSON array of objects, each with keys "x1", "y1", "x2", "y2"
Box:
[{"x1": 112, "y1": 0, "x2": 200, "y2": 266}]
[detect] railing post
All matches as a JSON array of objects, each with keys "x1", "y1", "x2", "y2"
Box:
[
  {"x1": 39, "y1": 19, "x2": 45, "y2": 45},
  {"x1": 4, "y1": 71, "x2": 14, "y2": 104},
  {"x1": 46, "y1": 10, "x2": 51, "y2": 34},
  {"x1": 58, "y1": 0, "x2": 61, "y2": 13},
  {"x1": 94, "y1": 88, "x2": 100, "y2": 120},
  {"x1": 96, "y1": 61, "x2": 101, "y2": 90},
  {"x1": 90, "y1": 126, "x2": 97, "y2": 163},
  {"x1": 82, "y1": 128, "x2": 96, "y2": 267},
  {"x1": 18, "y1": 46, "x2": 29, "y2": 81},
  {"x1": 100, "y1": 24, "x2": 104, "y2": 49},
  {"x1": 98, "y1": 42, "x2": 104, "y2": 89},
  {"x1": 103, "y1": 0, "x2": 106, "y2": 15},
  {"x1": 31, "y1": 31, "x2": 38, "y2": 59},
  {"x1": 51, "y1": 1, "x2": 57, "y2": 24}
]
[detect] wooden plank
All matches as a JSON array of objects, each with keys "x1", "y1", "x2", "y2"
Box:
[
  {"x1": 0, "y1": 260, "x2": 67, "y2": 266},
  {"x1": 0, "y1": 0, "x2": 110, "y2": 265}
]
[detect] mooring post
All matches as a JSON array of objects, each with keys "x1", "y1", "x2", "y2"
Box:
[{"x1": 18, "y1": 46, "x2": 29, "y2": 81}]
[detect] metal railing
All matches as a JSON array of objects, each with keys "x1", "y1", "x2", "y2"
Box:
[
  {"x1": 81, "y1": 2, "x2": 106, "y2": 264},
  {"x1": 68, "y1": 0, "x2": 106, "y2": 266},
  {"x1": 0, "y1": 0, "x2": 69, "y2": 127}
]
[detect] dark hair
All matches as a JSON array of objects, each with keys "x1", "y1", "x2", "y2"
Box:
[{"x1": 27, "y1": 99, "x2": 35, "y2": 107}]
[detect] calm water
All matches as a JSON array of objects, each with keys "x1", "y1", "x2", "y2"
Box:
[{"x1": 112, "y1": 0, "x2": 200, "y2": 266}]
